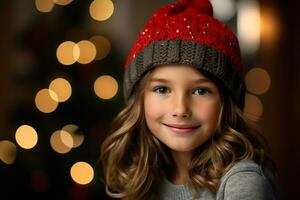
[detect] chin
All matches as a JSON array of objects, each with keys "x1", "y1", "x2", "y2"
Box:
[{"x1": 167, "y1": 143, "x2": 198, "y2": 153}]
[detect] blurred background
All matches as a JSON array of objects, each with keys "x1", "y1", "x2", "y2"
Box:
[{"x1": 0, "y1": 0, "x2": 299, "y2": 199}]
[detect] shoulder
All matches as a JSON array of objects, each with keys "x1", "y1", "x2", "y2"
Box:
[{"x1": 216, "y1": 160, "x2": 282, "y2": 200}]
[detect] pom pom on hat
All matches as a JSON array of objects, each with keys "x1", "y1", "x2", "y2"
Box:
[
  {"x1": 123, "y1": 0, "x2": 246, "y2": 109},
  {"x1": 177, "y1": 0, "x2": 213, "y2": 16}
]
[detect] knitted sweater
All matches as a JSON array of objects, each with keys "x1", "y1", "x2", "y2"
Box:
[{"x1": 159, "y1": 160, "x2": 284, "y2": 200}]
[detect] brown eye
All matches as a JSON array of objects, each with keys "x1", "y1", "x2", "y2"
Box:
[
  {"x1": 193, "y1": 88, "x2": 210, "y2": 96},
  {"x1": 153, "y1": 86, "x2": 170, "y2": 94}
]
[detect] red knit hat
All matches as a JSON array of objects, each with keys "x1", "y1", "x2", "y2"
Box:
[{"x1": 123, "y1": 0, "x2": 245, "y2": 109}]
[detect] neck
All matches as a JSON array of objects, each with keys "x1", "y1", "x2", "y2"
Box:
[{"x1": 170, "y1": 150, "x2": 193, "y2": 185}]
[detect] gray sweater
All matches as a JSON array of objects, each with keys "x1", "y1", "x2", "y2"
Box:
[{"x1": 159, "y1": 160, "x2": 284, "y2": 200}]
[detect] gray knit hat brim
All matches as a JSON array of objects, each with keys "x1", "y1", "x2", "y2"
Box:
[{"x1": 123, "y1": 39, "x2": 245, "y2": 109}]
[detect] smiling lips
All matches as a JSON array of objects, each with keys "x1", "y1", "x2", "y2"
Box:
[{"x1": 163, "y1": 123, "x2": 200, "y2": 134}]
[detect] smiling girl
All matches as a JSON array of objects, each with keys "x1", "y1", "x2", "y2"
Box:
[{"x1": 100, "y1": 0, "x2": 283, "y2": 199}]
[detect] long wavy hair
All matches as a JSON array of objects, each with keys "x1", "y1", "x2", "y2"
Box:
[{"x1": 100, "y1": 70, "x2": 274, "y2": 199}]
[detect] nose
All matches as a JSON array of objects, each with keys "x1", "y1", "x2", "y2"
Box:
[{"x1": 171, "y1": 94, "x2": 191, "y2": 118}]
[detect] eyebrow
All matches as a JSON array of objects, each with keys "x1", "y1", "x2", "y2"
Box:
[{"x1": 148, "y1": 77, "x2": 213, "y2": 84}]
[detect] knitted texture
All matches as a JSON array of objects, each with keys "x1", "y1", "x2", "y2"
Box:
[{"x1": 123, "y1": 0, "x2": 245, "y2": 109}]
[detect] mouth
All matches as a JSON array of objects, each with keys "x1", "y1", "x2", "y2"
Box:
[{"x1": 162, "y1": 123, "x2": 200, "y2": 134}]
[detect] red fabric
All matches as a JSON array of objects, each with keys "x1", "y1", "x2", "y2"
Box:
[
  {"x1": 178, "y1": 0, "x2": 213, "y2": 16},
  {"x1": 125, "y1": 0, "x2": 243, "y2": 76}
]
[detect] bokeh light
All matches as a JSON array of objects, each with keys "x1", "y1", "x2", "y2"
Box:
[
  {"x1": 244, "y1": 93, "x2": 263, "y2": 121},
  {"x1": 237, "y1": 0, "x2": 260, "y2": 55},
  {"x1": 56, "y1": 41, "x2": 80, "y2": 65},
  {"x1": 0, "y1": 140, "x2": 17, "y2": 164},
  {"x1": 50, "y1": 130, "x2": 72, "y2": 154},
  {"x1": 60, "y1": 130, "x2": 74, "y2": 148},
  {"x1": 94, "y1": 75, "x2": 118, "y2": 100},
  {"x1": 76, "y1": 40, "x2": 97, "y2": 64},
  {"x1": 35, "y1": 0, "x2": 55, "y2": 13},
  {"x1": 260, "y1": 8, "x2": 280, "y2": 46},
  {"x1": 89, "y1": 0, "x2": 114, "y2": 21},
  {"x1": 210, "y1": 0, "x2": 236, "y2": 22},
  {"x1": 90, "y1": 35, "x2": 111, "y2": 60},
  {"x1": 35, "y1": 89, "x2": 59, "y2": 113},
  {"x1": 54, "y1": 0, "x2": 74, "y2": 6},
  {"x1": 245, "y1": 68, "x2": 271, "y2": 95},
  {"x1": 62, "y1": 124, "x2": 84, "y2": 148},
  {"x1": 49, "y1": 78, "x2": 72, "y2": 102},
  {"x1": 70, "y1": 162, "x2": 94, "y2": 185},
  {"x1": 15, "y1": 125, "x2": 38, "y2": 149}
]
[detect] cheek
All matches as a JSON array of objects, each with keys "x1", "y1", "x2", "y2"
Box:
[
  {"x1": 197, "y1": 101, "x2": 221, "y2": 124},
  {"x1": 144, "y1": 95, "x2": 162, "y2": 123}
]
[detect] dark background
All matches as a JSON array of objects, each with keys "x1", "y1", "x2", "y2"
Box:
[{"x1": 0, "y1": 0, "x2": 299, "y2": 199}]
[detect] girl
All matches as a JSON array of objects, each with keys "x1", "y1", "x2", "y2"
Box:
[{"x1": 101, "y1": 0, "x2": 283, "y2": 199}]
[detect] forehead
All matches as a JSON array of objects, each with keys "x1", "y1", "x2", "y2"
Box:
[{"x1": 149, "y1": 64, "x2": 209, "y2": 81}]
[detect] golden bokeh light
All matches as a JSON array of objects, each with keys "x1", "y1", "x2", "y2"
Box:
[
  {"x1": 50, "y1": 130, "x2": 72, "y2": 154},
  {"x1": 15, "y1": 125, "x2": 38, "y2": 149},
  {"x1": 56, "y1": 41, "x2": 80, "y2": 65},
  {"x1": 94, "y1": 75, "x2": 118, "y2": 100},
  {"x1": 244, "y1": 93, "x2": 263, "y2": 121},
  {"x1": 49, "y1": 78, "x2": 72, "y2": 102},
  {"x1": 62, "y1": 124, "x2": 84, "y2": 148},
  {"x1": 90, "y1": 35, "x2": 111, "y2": 60},
  {"x1": 260, "y1": 8, "x2": 280, "y2": 46},
  {"x1": 60, "y1": 130, "x2": 73, "y2": 148},
  {"x1": 76, "y1": 40, "x2": 97, "y2": 64},
  {"x1": 35, "y1": 89, "x2": 59, "y2": 113},
  {"x1": 70, "y1": 162, "x2": 94, "y2": 185},
  {"x1": 89, "y1": 0, "x2": 114, "y2": 21},
  {"x1": 54, "y1": 0, "x2": 74, "y2": 6},
  {"x1": 245, "y1": 68, "x2": 271, "y2": 95},
  {"x1": 35, "y1": 0, "x2": 55, "y2": 13},
  {"x1": 237, "y1": 0, "x2": 260, "y2": 54},
  {"x1": 0, "y1": 140, "x2": 17, "y2": 164}
]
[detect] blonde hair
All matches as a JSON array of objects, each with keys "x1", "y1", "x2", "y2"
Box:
[{"x1": 100, "y1": 72, "x2": 274, "y2": 199}]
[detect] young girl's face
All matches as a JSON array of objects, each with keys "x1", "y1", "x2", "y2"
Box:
[{"x1": 144, "y1": 65, "x2": 222, "y2": 153}]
